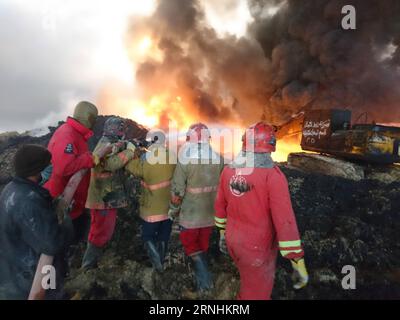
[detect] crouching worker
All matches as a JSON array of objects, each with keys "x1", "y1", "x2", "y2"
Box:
[
  {"x1": 125, "y1": 131, "x2": 176, "y2": 272},
  {"x1": 0, "y1": 145, "x2": 73, "y2": 299},
  {"x1": 82, "y1": 117, "x2": 136, "y2": 269},
  {"x1": 214, "y1": 122, "x2": 309, "y2": 300},
  {"x1": 169, "y1": 123, "x2": 224, "y2": 295}
]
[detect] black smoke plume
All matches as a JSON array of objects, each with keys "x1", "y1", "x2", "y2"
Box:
[{"x1": 128, "y1": 0, "x2": 400, "y2": 126}]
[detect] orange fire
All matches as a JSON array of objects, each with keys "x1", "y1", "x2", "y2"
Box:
[
  {"x1": 99, "y1": 31, "x2": 304, "y2": 163},
  {"x1": 273, "y1": 135, "x2": 303, "y2": 162},
  {"x1": 136, "y1": 99, "x2": 302, "y2": 163},
  {"x1": 99, "y1": 89, "x2": 303, "y2": 162}
]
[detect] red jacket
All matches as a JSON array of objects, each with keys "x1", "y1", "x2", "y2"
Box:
[
  {"x1": 44, "y1": 117, "x2": 94, "y2": 219},
  {"x1": 215, "y1": 165, "x2": 304, "y2": 260}
]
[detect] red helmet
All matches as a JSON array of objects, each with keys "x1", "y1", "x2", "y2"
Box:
[
  {"x1": 186, "y1": 122, "x2": 211, "y2": 143},
  {"x1": 242, "y1": 122, "x2": 276, "y2": 153}
]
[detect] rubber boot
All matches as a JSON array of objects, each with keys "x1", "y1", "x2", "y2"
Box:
[
  {"x1": 81, "y1": 243, "x2": 103, "y2": 270},
  {"x1": 190, "y1": 252, "x2": 213, "y2": 293},
  {"x1": 158, "y1": 241, "x2": 168, "y2": 266},
  {"x1": 144, "y1": 240, "x2": 163, "y2": 272}
]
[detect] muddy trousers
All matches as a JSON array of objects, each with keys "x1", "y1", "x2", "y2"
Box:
[
  {"x1": 179, "y1": 226, "x2": 213, "y2": 256},
  {"x1": 228, "y1": 242, "x2": 278, "y2": 300},
  {"x1": 88, "y1": 209, "x2": 117, "y2": 247}
]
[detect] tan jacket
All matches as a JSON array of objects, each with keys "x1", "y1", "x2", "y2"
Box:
[
  {"x1": 125, "y1": 144, "x2": 176, "y2": 219},
  {"x1": 172, "y1": 142, "x2": 225, "y2": 229}
]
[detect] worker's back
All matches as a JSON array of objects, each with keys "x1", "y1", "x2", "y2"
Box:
[
  {"x1": 217, "y1": 163, "x2": 293, "y2": 249},
  {"x1": 172, "y1": 142, "x2": 225, "y2": 229},
  {"x1": 126, "y1": 143, "x2": 176, "y2": 218}
]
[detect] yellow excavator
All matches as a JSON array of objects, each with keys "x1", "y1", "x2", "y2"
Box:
[{"x1": 275, "y1": 109, "x2": 400, "y2": 164}]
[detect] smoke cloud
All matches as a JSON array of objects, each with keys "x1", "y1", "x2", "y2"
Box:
[{"x1": 128, "y1": 0, "x2": 400, "y2": 126}]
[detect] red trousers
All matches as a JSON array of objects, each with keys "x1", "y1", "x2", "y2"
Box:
[
  {"x1": 88, "y1": 209, "x2": 117, "y2": 247},
  {"x1": 228, "y1": 242, "x2": 278, "y2": 300},
  {"x1": 179, "y1": 226, "x2": 213, "y2": 256}
]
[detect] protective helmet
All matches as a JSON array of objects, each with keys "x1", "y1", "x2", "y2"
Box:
[
  {"x1": 103, "y1": 117, "x2": 126, "y2": 138},
  {"x1": 242, "y1": 122, "x2": 276, "y2": 153},
  {"x1": 73, "y1": 101, "x2": 98, "y2": 129},
  {"x1": 186, "y1": 123, "x2": 211, "y2": 143}
]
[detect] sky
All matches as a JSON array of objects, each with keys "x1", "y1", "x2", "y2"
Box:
[{"x1": 0, "y1": 0, "x2": 252, "y2": 133}]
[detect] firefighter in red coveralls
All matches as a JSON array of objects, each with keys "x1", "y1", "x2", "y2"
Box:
[
  {"x1": 45, "y1": 101, "x2": 111, "y2": 242},
  {"x1": 214, "y1": 122, "x2": 309, "y2": 300}
]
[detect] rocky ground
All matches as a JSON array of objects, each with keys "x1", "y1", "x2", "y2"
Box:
[{"x1": 0, "y1": 117, "x2": 399, "y2": 300}]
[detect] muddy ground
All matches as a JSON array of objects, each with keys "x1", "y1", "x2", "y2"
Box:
[
  {"x1": 0, "y1": 117, "x2": 399, "y2": 300},
  {"x1": 62, "y1": 168, "x2": 400, "y2": 300}
]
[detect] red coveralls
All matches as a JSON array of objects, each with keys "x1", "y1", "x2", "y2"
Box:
[
  {"x1": 88, "y1": 209, "x2": 117, "y2": 247},
  {"x1": 44, "y1": 117, "x2": 94, "y2": 219},
  {"x1": 214, "y1": 166, "x2": 304, "y2": 300}
]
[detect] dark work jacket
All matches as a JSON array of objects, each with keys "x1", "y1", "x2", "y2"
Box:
[{"x1": 0, "y1": 177, "x2": 70, "y2": 300}]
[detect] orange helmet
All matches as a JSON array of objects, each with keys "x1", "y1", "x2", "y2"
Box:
[
  {"x1": 186, "y1": 123, "x2": 211, "y2": 143},
  {"x1": 242, "y1": 122, "x2": 276, "y2": 153}
]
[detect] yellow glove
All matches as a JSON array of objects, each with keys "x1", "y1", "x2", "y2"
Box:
[{"x1": 291, "y1": 258, "x2": 309, "y2": 290}]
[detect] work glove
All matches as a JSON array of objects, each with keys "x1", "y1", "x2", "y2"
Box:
[
  {"x1": 291, "y1": 258, "x2": 309, "y2": 290},
  {"x1": 219, "y1": 229, "x2": 228, "y2": 255}
]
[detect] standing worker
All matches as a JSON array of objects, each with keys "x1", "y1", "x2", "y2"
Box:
[
  {"x1": 126, "y1": 131, "x2": 176, "y2": 272},
  {"x1": 0, "y1": 145, "x2": 73, "y2": 299},
  {"x1": 82, "y1": 117, "x2": 137, "y2": 269},
  {"x1": 44, "y1": 101, "x2": 111, "y2": 241},
  {"x1": 169, "y1": 123, "x2": 224, "y2": 295},
  {"x1": 214, "y1": 122, "x2": 309, "y2": 300}
]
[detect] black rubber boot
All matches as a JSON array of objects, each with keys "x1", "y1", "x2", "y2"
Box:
[
  {"x1": 157, "y1": 241, "x2": 168, "y2": 266},
  {"x1": 190, "y1": 252, "x2": 213, "y2": 293},
  {"x1": 81, "y1": 243, "x2": 102, "y2": 270},
  {"x1": 144, "y1": 240, "x2": 163, "y2": 272}
]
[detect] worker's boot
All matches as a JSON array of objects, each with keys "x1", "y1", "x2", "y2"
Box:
[
  {"x1": 144, "y1": 240, "x2": 163, "y2": 272},
  {"x1": 157, "y1": 241, "x2": 168, "y2": 266},
  {"x1": 81, "y1": 243, "x2": 103, "y2": 270},
  {"x1": 190, "y1": 252, "x2": 213, "y2": 294}
]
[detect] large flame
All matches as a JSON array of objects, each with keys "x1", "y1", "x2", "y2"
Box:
[
  {"x1": 273, "y1": 135, "x2": 303, "y2": 162},
  {"x1": 100, "y1": 89, "x2": 303, "y2": 162},
  {"x1": 130, "y1": 96, "x2": 302, "y2": 162},
  {"x1": 98, "y1": 32, "x2": 303, "y2": 162}
]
